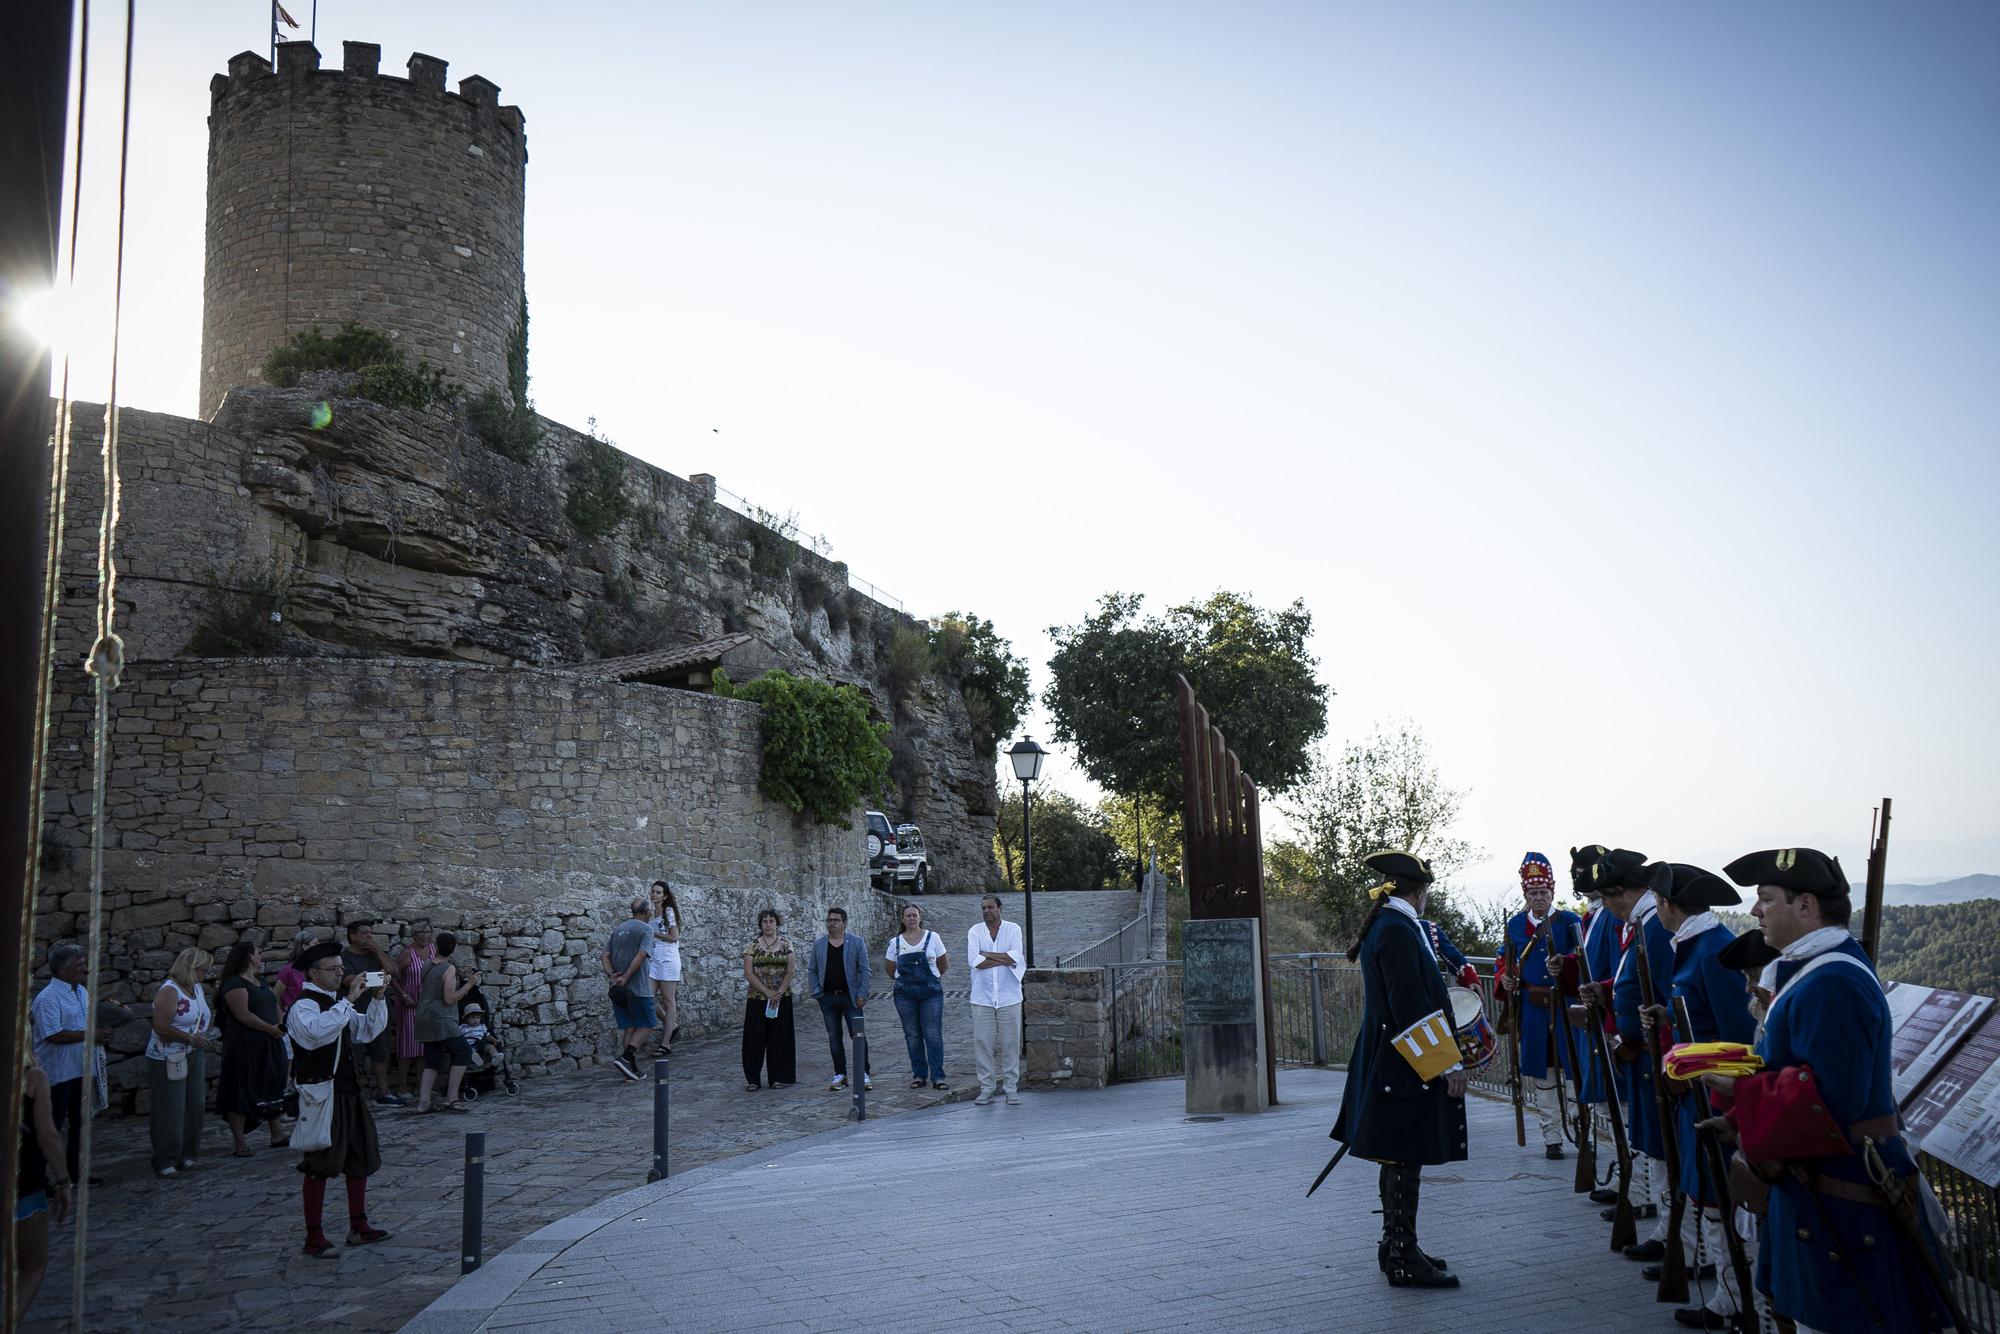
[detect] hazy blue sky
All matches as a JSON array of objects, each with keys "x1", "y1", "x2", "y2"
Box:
[{"x1": 44, "y1": 2, "x2": 2000, "y2": 901}]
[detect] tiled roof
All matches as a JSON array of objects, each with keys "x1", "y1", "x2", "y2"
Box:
[{"x1": 561, "y1": 632, "x2": 757, "y2": 681}]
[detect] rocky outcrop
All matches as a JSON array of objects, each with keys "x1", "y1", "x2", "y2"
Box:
[{"x1": 56, "y1": 390, "x2": 1001, "y2": 888}]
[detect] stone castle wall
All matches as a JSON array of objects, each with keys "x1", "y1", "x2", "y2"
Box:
[
  {"x1": 56, "y1": 393, "x2": 1002, "y2": 889},
  {"x1": 36, "y1": 657, "x2": 898, "y2": 1108},
  {"x1": 200, "y1": 41, "x2": 527, "y2": 417}
]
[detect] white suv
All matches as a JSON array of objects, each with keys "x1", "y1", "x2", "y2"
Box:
[
  {"x1": 866, "y1": 810, "x2": 898, "y2": 889},
  {"x1": 893, "y1": 823, "x2": 931, "y2": 895}
]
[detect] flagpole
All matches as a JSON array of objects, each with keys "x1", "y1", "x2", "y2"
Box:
[
  {"x1": 310, "y1": 0, "x2": 316, "y2": 46},
  {"x1": 269, "y1": 0, "x2": 277, "y2": 62}
]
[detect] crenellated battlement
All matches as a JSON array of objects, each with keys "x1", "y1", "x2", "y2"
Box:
[{"x1": 208, "y1": 41, "x2": 525, "y2": 137}]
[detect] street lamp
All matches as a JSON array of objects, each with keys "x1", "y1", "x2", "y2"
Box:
[{"x1": 1007, "y1": 737, "x2": 1047, "y2": 967}]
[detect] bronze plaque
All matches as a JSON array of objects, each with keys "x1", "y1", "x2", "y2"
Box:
[{"x1": 1183, "y1": 918, "x2": 1258, "y2": 1026}]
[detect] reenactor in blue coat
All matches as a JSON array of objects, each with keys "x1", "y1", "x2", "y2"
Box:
[
  {"x1": 1495, "y1": 851, "x2": 1584, "y2": 1159},
  {"x1": 1583, "y1": 849, "x2": 1683, "y2": 1262},
  {"x1": 1328, "y1": 850, "x2": 1469, "y2": 1290},
  {"x1": 1567, "y1": 846, "x2": 1623, "y2": 1209},
  {"x1": 1710, "y1": 847, "x2": 1956, "y2": 1334},
  {"x1": 1643, "y1": 863, "x2": 1758, "y2": 1329}
]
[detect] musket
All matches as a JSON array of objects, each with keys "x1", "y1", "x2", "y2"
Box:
[
  {"x1": 1505, "y1": 935, "x2": 1527, "y2": 1147},
  {"x1": 1673, "y1": 995, "x2": 1756, "y2": 1334},
  {"x1": 1531, "y1": 914, "x2": 1573, "y2": 1148},
  {"x1": 1860, "y1": 1136, "x2": 1972, "y2": 1333},
  {"x1": 1633, "y1": 929, "x2": 1690, "y2": 1304},
  {"x1": 1583, "y1": 979, "x2": 1638, "y2": 1250}
]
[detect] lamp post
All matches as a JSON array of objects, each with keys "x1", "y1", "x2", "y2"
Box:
[{"x1": 1007, "y1": 737, "x2": 1047, "y2": 968}]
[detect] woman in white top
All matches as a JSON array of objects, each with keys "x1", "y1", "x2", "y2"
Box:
[
  {"x1": 146, "y1": 947, "x2": 218, "y2": 1177},
  {"x1": 884, "y1": 903, "x2": 950, "y2": 1089},
  {"x1": 647, "y1": 880, "x2": 683, "y2": 1057}
]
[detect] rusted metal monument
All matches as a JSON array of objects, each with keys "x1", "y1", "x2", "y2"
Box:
[{"x1": 1177, "y1": 675, "x2": 1279, "y2": 1108}]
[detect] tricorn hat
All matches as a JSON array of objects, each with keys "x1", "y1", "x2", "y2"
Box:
[
  {"x1": 1717, "y1": 929, "x2": 1781, "y2": 973},
  {"x1": 1658, "y1": 862, "x2": 1743, "y2": 910},
  {"x1": 1363, "y1": 850, "x2": 1434, "y2": 888},
  {"x1": 1586, "y1": 848, "x2": 1651, "y2": 894},
  {"x1": 298, "y1": 941, "x2": 343, "y2": 969},
  {"x1": 1723, "y1": 848, "x2": 1848, "y2": 899},
  {"x1": 1570, "y1": 845, "x2": 1610, "y2": 897}
]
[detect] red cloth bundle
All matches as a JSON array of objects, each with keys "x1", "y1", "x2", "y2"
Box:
[{"x1": 1727, "y1": 1064, "x2": 1851, "y2": 1162}]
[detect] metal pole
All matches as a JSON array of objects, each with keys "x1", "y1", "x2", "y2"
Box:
[
  {"x1": 851, "y1": 1032, "x2": 867, "y2": 1121},
  {"x1": 460, "y1": 1131, "x2": 485, "y2": 1274},
  {"x1": 1022, "y1": 778, "x2": 1035, "y2": 968},
  {"x1": 1308, "y1": 958, "x2": 1326, "y2": 1065},
  {"x1": 647, "y1": 1054, "x2": 669, "y2": 1183}
]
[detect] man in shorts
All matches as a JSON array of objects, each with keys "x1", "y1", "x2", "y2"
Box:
[{"x1": 602, "y1": 898, "x2": 658, "y2": 1080}]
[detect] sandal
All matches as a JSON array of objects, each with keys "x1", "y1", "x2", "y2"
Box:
[
  {"x1": 933, "y1": 1080, "x2": 949, "y2": 1090},
  {"x1": 909, "y1": 1078, "x2": 926, "y2": 1089},
  {"x1": 301, "y1": 1236, "x2": 337, "y2": 1259},
  {"x1": 746, "y1": 1083, "x2": 761, "y2": 1092},
  {"x1": 232, "y1": 1146, "x2": 256, "y2": 1158},
  {"x1": 438, "y1": 1101, "x2": 470, "y2": 1114}
]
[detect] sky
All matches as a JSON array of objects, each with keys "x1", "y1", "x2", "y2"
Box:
[{"x1": 35, "y1": 1, "x2": 2000, "y2": 905}]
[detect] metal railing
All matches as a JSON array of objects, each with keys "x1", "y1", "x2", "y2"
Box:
[
  {"x1": 707, "y1": 481, "x2": 904, "y2": 611},
  {"x1": 1059, "y1": 872, "x2": 1162, "y2": 969},
  {"x1": 1105, "y1": 959, "x2": 1183, "y2": 1082},
  {"x1": 1924, "y1": 1152, "x2": 2000, "y2": 1332}
]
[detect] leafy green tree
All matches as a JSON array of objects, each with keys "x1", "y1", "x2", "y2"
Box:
[
  {"x1": 1099, "y1": 792, "x2": 1181, "y2": 883},
  {"x1": 715, "y1": 669, "x2": 891, "y2": 826},
  {"x1": 993, "y1": 789, "x2": 1127, "y2": 892},
  {"x1": 1282, "y1": 719, "x2": 1482, "y2": 951},
  {"x1": 1043, "y1": 591, "x2": 1329, "y2": 866},
  {"x1": 928, "y1": 612, "x2": 1031, "y2": 756}
]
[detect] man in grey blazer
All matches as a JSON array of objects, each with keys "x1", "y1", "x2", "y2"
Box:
[{"x1": 806, "y1": 907, "x2": 872, "y2": 1091}]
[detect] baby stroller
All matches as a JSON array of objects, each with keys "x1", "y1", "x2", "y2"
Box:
[{"x1": 457, "y1": 998, "x2": 520, "y2": 1101}]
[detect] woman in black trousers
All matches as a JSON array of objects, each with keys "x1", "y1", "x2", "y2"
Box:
[{"x1": 740, "y1": 909, "x2": 797, "y2": 1090}]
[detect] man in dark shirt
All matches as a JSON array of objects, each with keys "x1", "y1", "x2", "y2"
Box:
[{"x1": 808, "y1": 907, "x2": 872, "y2": 1091}]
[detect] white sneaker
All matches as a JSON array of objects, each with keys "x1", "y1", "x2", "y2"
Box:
[
  {"x1": 973, "y1": 1090, "x2": 993, "y2": 1106},
  {"x1": 1004, "y1": 1091, "x2": 1021, "y2": 1105},
  {"x1": 862, "y1": 1075, "x2": 873, "y2": 1091},
  {"x1": 829, "y1": 1075, "x2": 846, "y2": 1090}
]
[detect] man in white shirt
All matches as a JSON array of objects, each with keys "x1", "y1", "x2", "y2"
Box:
[{"x1": 966, "y1": 894, "x2": 1026, "y2": 1106}]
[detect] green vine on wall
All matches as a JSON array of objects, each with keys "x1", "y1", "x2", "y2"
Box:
[
  {"x1": 565, "y1": 419, "x2": 631, "y2": 538},
  {"x1": 715, "y1": 669, "x2": 891, "y2": 826},
  {"x1": 260, "y1": 323, "x2": 459, "y2": 410}
]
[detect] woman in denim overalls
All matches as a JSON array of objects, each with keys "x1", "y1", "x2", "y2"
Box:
[{"x1": 885, "y1": 904, "x2": 949, "y2": 1089}]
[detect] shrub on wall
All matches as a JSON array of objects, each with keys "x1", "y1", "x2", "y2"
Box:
[
  {"x1": 468, "y1": 386, "x2": 541, "y2": 463},
  {"x1": 260, "y1": 322, "x2": 458, "y2": 410},
  {"x1": 715, "y1": 669, "x2": 891, "y2": 826},
  {"x1": 184, "y1": 563, "x2": 298, "y2": 658},
  {"x1": 882, "y1": 625, "x2": 932, "y2": 709},
  {"x1": 565, "y1": 423, "x2": 631, "y2": 538}
]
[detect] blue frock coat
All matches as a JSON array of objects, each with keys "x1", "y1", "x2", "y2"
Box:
[
  {"x1": 1574, "y1": 908, "x2": 1620, "y2": 1105},
  {"x1": 1504, "y1": 909, "x2": 1583, "y2": 1081},
  {"x1": 1611, "y1": 903, "x2": 1675, "y2": 1161},
  {"x1": 1331, "y1": 906, "x2": 1471, "y2": 1167},
  {"x1": 1667, "y1": 921, "x2": 1755, "y2": 1202},
  {"x1": 1753, "y1": 939, "x2": 1948, "y2": 1333}
]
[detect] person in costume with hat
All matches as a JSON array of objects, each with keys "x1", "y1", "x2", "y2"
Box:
[
  {"x1": 1327, "y1": 850, "x2": 1469, "y2": 1290},
  {"x1": 1567, "y1": 845, "x2": 1623, "y2": 1207},
  {"x1": 286, "y1": 940, "x2": 393, "y2": 1258},
  {"x1": 1708, "y1": 848, "x2": 1953, "y2": 1334},
  {"x1": 1643, "y1": 863, "x2": 1758, "y2": 1330},
  {"x1": 1582, "y1": 850, "x2": 1685, "y2": 1262},
  {"x1": 1494, "y1": 851, "x2": 1584, "y2": 1159}
]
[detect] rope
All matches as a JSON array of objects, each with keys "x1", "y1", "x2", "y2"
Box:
[{"x1": 68, "y1": 3, "x2": 136, "y2": 1330}]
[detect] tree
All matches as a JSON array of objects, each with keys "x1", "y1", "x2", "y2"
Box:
[
  {"x1": 993, "y1": 790, "x2": 1127, "y2": 893},
  {"x1": 1281, "y1": 719, "x2": 1482, "y2": 951},
  {"x1": 1043, "y1": 590, "x2": 1329, "y2": 866},
  {"x1": 928, "y1": 612, "x2": 1031, "y2": 756},
  {"x1": 1099, "y1": 792, "x2": 1182, "y2": 883}
]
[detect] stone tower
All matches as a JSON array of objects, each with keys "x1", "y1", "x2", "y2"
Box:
[{"x1": 198, "y1": 41, "x2": 528, "y2": 418}]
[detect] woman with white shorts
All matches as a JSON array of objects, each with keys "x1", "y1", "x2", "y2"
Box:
[{"x1": 647, "y1": 880, "x2": 683, "y2": 1057}]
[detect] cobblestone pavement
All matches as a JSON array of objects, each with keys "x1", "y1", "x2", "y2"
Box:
[
  {"x1": 412, "y1": 1070, "x2": 1714, "y2": 1334},
  {"x1": 22, "y1": 891, "x2": 1136, "y2": 1333}
]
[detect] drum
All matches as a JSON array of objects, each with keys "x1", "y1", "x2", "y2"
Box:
[{"x1": 1447, "y1": 985, "x2": 1499, "y2": 1074}]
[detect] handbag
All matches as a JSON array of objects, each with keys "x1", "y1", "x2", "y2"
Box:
[
  {"x1": 293, "y1": 1023, "x2": 342, "y2": 1154},
  {"x1": 165, "y1": 1048, "x2": 189, "y2": 1082}
]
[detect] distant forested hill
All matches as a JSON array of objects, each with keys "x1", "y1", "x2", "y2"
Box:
[{"x1": 1717, "y1": 900, "x2": 2000, "y2": 997}]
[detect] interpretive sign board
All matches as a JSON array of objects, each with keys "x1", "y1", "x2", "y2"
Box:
[
  {"x1": 1884, "y1": 982, "x2": 1993, "y2": 1105},
  {"x1": 1182, "y1": 918, "x2": 1268, "y2": 1114}
]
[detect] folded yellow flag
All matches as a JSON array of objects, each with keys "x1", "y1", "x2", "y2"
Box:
[
  {"x1": 1391, "y1": 1010, "x2": 1460, "y2": 1083},
  {"x1": 1662, "y1": 1042, "x2": 1764, "y2": 1080}
]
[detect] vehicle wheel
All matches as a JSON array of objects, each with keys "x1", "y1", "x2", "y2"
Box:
[
  {"x1": 461, "y1": 1084, "x2": 480, "y2": 1103},
  {"x1": 913, "y1": 866, "x2": 928, "y2": 895}
]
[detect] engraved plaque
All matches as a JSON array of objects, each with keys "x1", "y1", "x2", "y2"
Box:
[{"x1": 1183, "y1": 918, "x2": 1258, "y2": 1027}]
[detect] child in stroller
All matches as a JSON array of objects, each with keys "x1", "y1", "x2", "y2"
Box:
[{"x1": 457, "y1": 990, "x2": 519, "y2": 1099}]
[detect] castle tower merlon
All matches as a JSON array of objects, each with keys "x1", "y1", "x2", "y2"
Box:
[
  {"x1": 458, "y1": 75, "x2": 500, "y2": 108},
  {"x1": 224, "y1": 50, "x2": 271, "y2": 83},
  {"x1": 407, "y1": 52, "x2": 447, "y2": 90},
  {"x1": 343, "y1": 41, "x2": 381, "y2": 77},
  {"x1": 276, "y1": 40, "x2": 320, "y2": 75}
]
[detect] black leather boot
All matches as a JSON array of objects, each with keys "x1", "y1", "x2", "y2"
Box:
[
  {"x1": 1375, "y1": 1163, "x2": 1449, "y2": 1274},
  {"x1": 1383, "y1": 1165, "x2": 1459, "y2": 1289}
]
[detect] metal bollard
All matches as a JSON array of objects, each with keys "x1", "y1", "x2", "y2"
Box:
[
  {"x1": 647, "y1": 1054, "x2": 669, "y2": 1183},
  {"x1": 1308, "y1": 959, "x2": 1326, "y2": 1065},
  {"x1": 851, "y1": 1031, "x2": 868, "y2": 1121},
  {"x1": 461, "y1": 1131, "x2": 485, "y2": 1274}
]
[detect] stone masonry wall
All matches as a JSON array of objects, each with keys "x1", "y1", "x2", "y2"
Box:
[
  {"x1": 1023, "y1": 968, "x2": 1109, "y2": 1090},
  {"x1": 55, "y1": 392, "x2": 1002, "y2": 889},
  {"x1": 200, "y1": 42, "x2": 527, "y2": 417},
  {"x1": 35, "y1": 658, "x2": 897, "y2": 1110}
]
